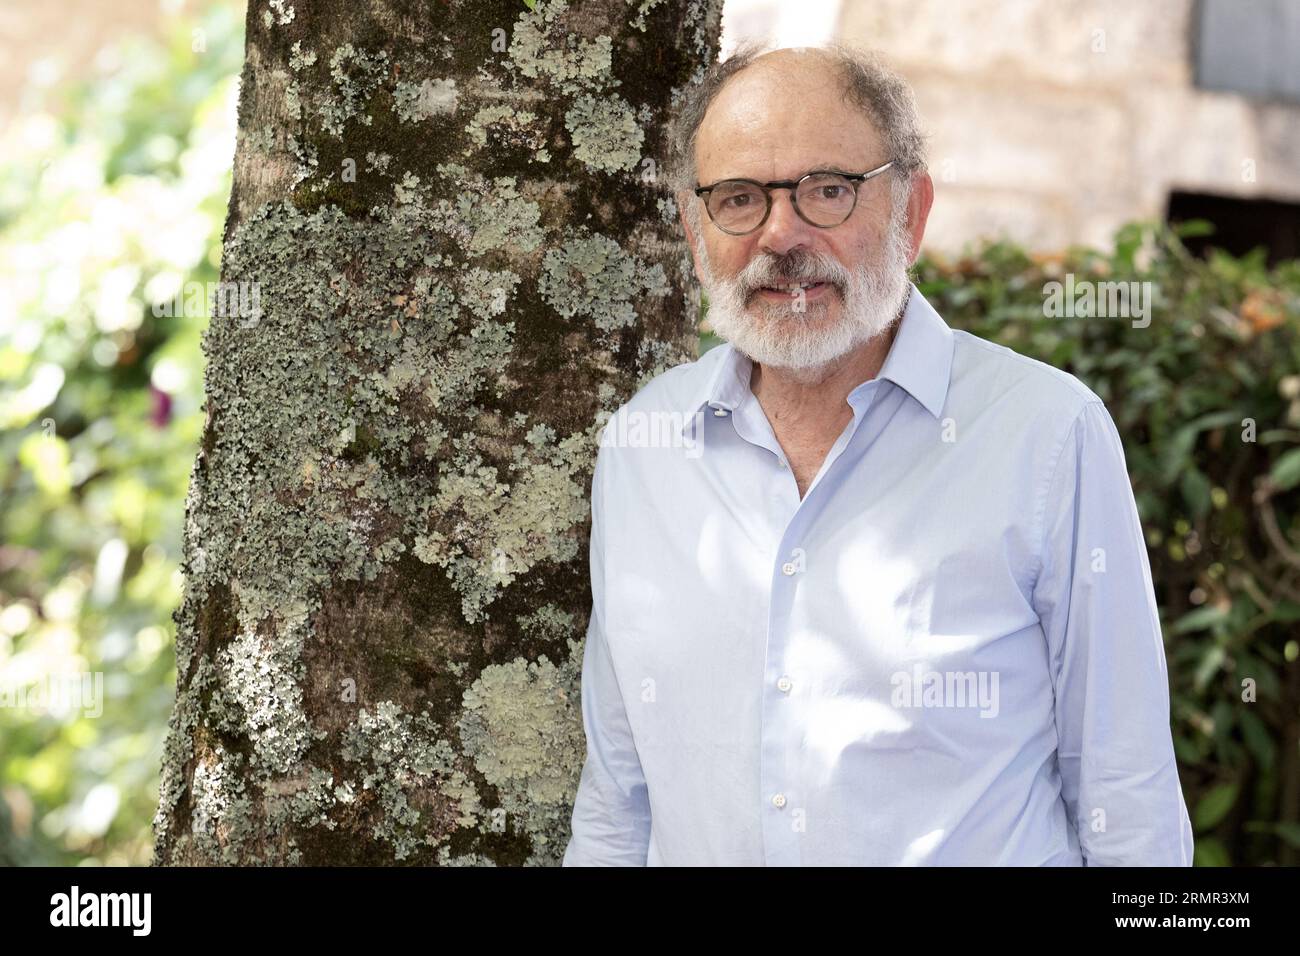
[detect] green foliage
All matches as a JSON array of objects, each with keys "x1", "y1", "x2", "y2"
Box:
[
  {"x1": 914, "y1": 221, "x2": 1300, "y2": 866},
  {"x1": 0, "y1": 5, "x2": 243, "y2": 864}
]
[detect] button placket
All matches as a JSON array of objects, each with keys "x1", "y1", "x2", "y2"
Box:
[{"x1": 761, "y1": 478, "x2": 822, "y2": 863}]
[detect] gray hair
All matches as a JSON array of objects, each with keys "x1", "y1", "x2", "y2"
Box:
[{"x1": 667, "y1": 42, "x2": 928, "y2": 210}]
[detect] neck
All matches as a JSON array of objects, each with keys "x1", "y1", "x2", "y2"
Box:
[{"x1": 749, "y1": 319, "x2": 900, "y2": 428}]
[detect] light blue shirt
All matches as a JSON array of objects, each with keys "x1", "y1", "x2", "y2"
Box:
[{"x1": 562, "y1": 284, "x2": 1194, "y2": 866}]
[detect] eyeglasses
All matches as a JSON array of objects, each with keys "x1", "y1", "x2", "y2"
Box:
[{"x1": 694, "y1": 161, "x2": 895, "y2": 236}]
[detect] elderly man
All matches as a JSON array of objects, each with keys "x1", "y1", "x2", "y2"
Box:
[{"x1": 561, "y1": 44, "x2": 1194, "y2": 866}]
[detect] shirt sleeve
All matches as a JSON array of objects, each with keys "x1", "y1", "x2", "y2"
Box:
[
  {"x1": 562, "y1": 445, "x2": 652, "y2": 866},
  {"x1": 1032, "y1": 400, "x2": 1195, "y2": 866}
]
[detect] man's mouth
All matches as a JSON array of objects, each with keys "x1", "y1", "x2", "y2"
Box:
[{"x1": 754, "y1": 280, "x2": 834, "y2": 301}]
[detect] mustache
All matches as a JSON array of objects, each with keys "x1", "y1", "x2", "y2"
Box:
[{"x1": 738, "y1": 250, "x2": 852, "y2": 298}]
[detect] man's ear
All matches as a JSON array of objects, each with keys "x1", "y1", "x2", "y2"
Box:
[
  {"x1": 678, "y1": 197, "x2": 707, "y2": 286},
  {"x1": 903, "y1": 171, "x2": 935, "y2": 266}
]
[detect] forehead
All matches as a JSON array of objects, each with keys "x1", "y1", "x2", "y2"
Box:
[{"x1": 694, "y1": 57, "x2": 885, "y2": 184}]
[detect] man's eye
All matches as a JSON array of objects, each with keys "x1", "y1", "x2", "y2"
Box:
[
  {"x1": 817, "y1": 185, "x2": 846, "y2": 200},
  {"x1": 721, "y1": 194, "x2": 752, "y2": 209}
]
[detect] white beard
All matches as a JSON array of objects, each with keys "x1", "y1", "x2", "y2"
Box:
[{"x1": 696, "y1": 208, "x2": 914, "y2": 374}]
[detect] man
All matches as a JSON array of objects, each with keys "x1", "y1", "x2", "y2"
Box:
[{"x1": 561, "y1": 43, "x2": 1194, "y2": 866}]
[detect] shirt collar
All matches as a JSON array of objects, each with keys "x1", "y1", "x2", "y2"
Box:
[{"x1": 685, "y1": 282, "x2": 955, "y2": 425}]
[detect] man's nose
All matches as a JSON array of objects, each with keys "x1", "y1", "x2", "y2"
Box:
[{"x1": 756, "y1": 188, "x2": 815, "y2": 257}]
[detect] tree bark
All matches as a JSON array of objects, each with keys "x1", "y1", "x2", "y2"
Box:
[{"x1": 153, "y1": 0, "x2": 721, "y2": 866}]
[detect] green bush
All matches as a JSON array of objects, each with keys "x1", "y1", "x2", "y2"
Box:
[{"x1": 0, "y1": 5, "x2": 242, "y2": 865}]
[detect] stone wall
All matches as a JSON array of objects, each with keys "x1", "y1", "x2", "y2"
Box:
[{"x1": 831, "y1": 0, "x2": 1300, "y2": 253}]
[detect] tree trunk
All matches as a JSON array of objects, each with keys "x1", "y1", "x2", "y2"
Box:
[{"x1": 153, "y1": 0, "x2": 721, "y2": 866}]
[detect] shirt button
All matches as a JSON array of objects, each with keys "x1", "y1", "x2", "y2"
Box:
[
  {"x1": 771, "y1": 793, "x2": 787, "y2": 809},
  {"x1": 781, "y1": 562, "x2": 796, "y2": 576},
  {"x1": 777, "y1": 676, "x2": 792, "y2": 693},
  {"x1": 712, "y1": 407, "x2": 729, "y2": 417}
]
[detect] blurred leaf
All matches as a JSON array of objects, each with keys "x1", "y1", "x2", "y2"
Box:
[
  {"x1": 1239, "y1": 708, "x2": 1274, "y2": 771},
  {"x1": 1173, "y1": 218, "x2": 1216, "y2": 239},
  {"x1": 1269, "y1": 448, "x2": 1300, "y2": 491},
  {"x1": 1193, "y1": 837, "x2": 1231, "y2": 867},
  {"x1": 1171, "y1": 605, "x2": 1230, "y2": 635},
  {"x1": 1180, "y1": 467, "x2": 1212, "y2": 520},
  {"x1": 1268, "y1": 601, "x2": 1300, "y2": 623},
  {"x1": 1194, "y1": 783, "x2": 1238, "y2": 831},
  {"x1": 1274, "y1": 822, "x2": 1300, "y2": 850}
]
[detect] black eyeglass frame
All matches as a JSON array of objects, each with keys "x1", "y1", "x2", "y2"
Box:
[{"x1": 693, "y1": 161, "x2": 896, "y2": 236}]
